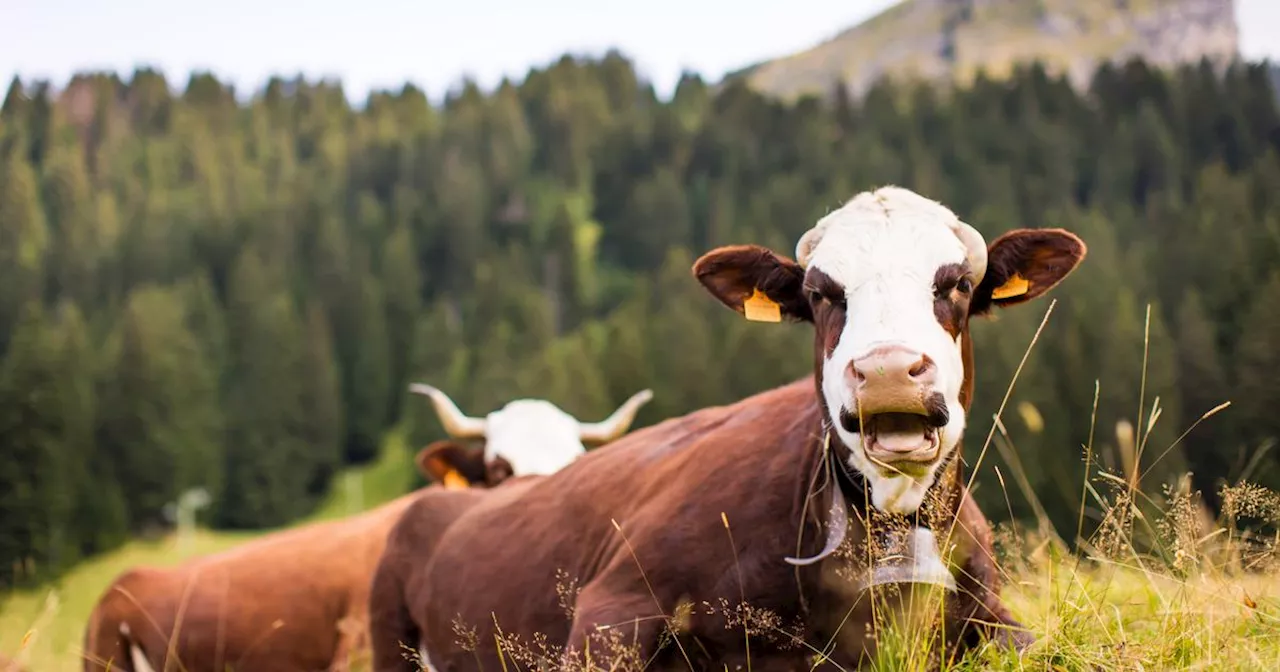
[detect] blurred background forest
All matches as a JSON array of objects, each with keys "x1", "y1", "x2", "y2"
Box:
[{"x1": 1, "y1": 50, "x2": 1278, "y2": 590}]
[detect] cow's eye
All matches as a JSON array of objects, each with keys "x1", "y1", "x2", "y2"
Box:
[
  {"x1": 808, "y1": 289, "x2": 825, "y2": 305},
  {"x1": 956, "y1": 278, "x2": 973, "y2": 294}
]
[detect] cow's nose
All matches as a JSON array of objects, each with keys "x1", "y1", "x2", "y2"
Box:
[
  {"x1": 850, "y1": 346, "x2": 936, "y2": 386},
  {"x1": 847, "y1": 345, "x2": 936, "y2": 413}
]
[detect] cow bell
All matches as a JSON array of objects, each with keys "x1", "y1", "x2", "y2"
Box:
[{"x1": 861, "y1": 526, "x2": 958, "y2": 592}]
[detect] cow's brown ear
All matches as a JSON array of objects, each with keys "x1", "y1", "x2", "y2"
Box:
[
  {"x1": 692, "y1": 245, "x2": 812, "y2": 323},
  {"x1": 484, "y1": 455, "x2": 516, "y2": 487},
  {"x1": 415, "y1": 441, "x2": 488, "y2": 489},
  {"x1": 971, "y1": 229, "x2": 1086, "y2": 315}
]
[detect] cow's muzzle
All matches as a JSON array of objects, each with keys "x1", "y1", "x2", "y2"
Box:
[{"x1": 841, "y1": 345, "x2": 949, "y2": 470}]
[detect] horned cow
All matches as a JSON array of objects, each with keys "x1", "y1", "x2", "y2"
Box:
[
  {"x1": 370, "y1": 185, "x2": 1086, "y2": 671},
  {"x1": 410, "y1": 384, "x2": 656, "y2": 482},
  {"x1": 82, "y1": 386, "x2": 653, "y2": 672}
]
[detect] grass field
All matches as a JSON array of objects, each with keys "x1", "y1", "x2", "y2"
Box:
[
  {"x1": 965, "y1": 558, "x2": 1279, "y2": 671},
  {"x1": 0, "y1": 430, "x2": 415, "y2": 672},
  {"x1": 939, "y1": 533, "x2": 1280, "y2": 671}
]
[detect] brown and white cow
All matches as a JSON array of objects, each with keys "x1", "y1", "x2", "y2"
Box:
[
  {"x1": 82, "y1": 386, "x2": 654, "y2": 672},
  {"x1": 369, "y1": 186, "x2": 1086, "y2": 671}
]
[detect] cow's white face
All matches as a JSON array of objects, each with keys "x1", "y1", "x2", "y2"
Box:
[
  {"x1": 800, "y1": 188, "x2": 984, "y2": 513},
  {"x1": 693, "y1": 185, "x2": 1087, "y2": 515},
  {"x1": 483, "y1": 400, "x2": 587, "y2": 477}
]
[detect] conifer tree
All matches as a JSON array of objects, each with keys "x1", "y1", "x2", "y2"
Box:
[
  {"x1": 219, "y1": 247, "x2": 312, "y2": 528},
  {"x1": 0, "y1": 151, "x2": 49, "y2": 353},
  {"x1": 98, "y1": 287, "x2": 224, "y2": 530},
  {"x1": 0, "y1": 304, "x2": 75, "y2": 585}
]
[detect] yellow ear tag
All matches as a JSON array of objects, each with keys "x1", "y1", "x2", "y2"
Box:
[
  {"x1": 442, "y1": 469, "x2": 470, "y2": 490},
  {"x1": 991, "y1": 273, "x2": 1030, "y2": 300},
  {"x1": 743, "y1": 288, "x2": 781, "y2": 323}
]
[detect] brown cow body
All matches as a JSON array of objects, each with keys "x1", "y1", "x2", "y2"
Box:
[
  {"x1": 371, "y1": 186, "x2": 1086, "y2": 670},
  {"x1": 374, "y1": 378, "x2": 1015, "y2": 671},
  {"x1": 84, "y1": 491, "x2": 422, "y2": 672}
]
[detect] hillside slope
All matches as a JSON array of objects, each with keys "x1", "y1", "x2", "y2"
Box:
[{"x1": 741, "y1": 0, "x2": 1239, "y2": 100}]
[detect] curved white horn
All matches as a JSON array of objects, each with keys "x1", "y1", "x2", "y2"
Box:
[
  {"x1": 952, "y1": 221, "x2": 988, "y2": 283},
  {"x1": 409, "y1": 383, "x2": 486, "y2": 439},
  {"x1": 578, "y1": 389, "x2": 655, "y2": 445},
  {"x1": 795, "y1": 219, "x2": 832, "y2": 269}
]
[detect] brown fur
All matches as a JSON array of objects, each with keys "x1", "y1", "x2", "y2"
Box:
[
  {"x1": 82, "y1": 493, "x2": 434, "y2": 672},
  {"x1": 369, "y1": 227, "x2": 1085, "y2": 670},
  {"x1": 368, "y1": 477, "x2": 542, "y2": 672},
  {"x1": 82, "y1": 446, "x2": 504, "y2": 672}
]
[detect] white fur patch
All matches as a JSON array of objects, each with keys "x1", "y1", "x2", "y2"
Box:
[
  {"x1": 804, "y1": 187, "x2": 974, "y2": 514},
  {"x1": 120, "y1": 623, "x2": 157, "y2": 672},
  {"x1": 482, "y1": 400, "x2": 588, "y2": 477}
]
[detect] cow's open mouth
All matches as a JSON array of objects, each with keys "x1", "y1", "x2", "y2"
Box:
[{"x1": 839, "y1": 408, "x2": 946, "y2": 469}]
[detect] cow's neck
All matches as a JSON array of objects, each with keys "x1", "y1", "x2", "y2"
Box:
[{"x1": 825, "y1": 426, "x2": 963, "y2": 529}]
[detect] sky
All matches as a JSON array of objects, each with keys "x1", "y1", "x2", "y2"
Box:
[{"x1": 3, "y1": 0, "x2": 1279, "y2": 104}]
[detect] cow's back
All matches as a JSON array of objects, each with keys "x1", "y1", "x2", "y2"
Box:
[{"x1": 417, "y1": 377, "x2": 828, "y2": 668}]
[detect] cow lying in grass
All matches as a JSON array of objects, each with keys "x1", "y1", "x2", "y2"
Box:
[
  {"x1": 370, "y1": 186, "x2": 1086, "y2": 670},
  {"x1": 82, "y1": 386, "x2": 653, "y2": 672}
]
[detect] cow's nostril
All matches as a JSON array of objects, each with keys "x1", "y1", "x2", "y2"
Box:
[{"x1": 908, "y1": 354, "x2": 934, "y2": 379}]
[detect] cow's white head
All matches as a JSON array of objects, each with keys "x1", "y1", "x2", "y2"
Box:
[
  {"x1": 694, "y1": 186, "x2": 1085, "y2": 514},
  {"x1": 409, "y1": 384, "x2": 655, "y2": 487}
]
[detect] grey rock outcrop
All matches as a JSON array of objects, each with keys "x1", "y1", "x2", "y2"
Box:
[{"x1": 740, "y1": 0, "x2": 1240, "y2": 101}]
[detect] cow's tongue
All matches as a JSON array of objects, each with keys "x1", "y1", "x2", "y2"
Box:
[{"x1": 869, "y1": 413, "x2": 931, "y2": 452}]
